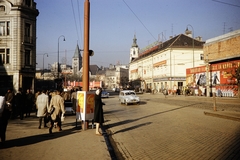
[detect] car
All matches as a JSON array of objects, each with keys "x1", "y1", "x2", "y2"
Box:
[
  {"x1": 64, "y1": 101, "x2": 75, "y2": 115},
  {"x1": 119, "y1": 90, "x2": 140, "y2": 105},
  {"x1": 101, "y1": 90, "x2": 109, "y2": 98}
]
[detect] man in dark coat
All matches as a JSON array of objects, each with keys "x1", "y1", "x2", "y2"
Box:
[
  {"x1": 94, "y1": 88, "x2": 105, "y2": 135},
  {"x1": 25, "y1": 89, "x2": 34, "y2": 117},
  {"x1": 14, "y1": 88, "x2": 25, "y2": 120}
]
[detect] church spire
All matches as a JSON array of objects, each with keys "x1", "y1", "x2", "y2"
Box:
[
  {"x1": 132, "y1": 34, "x2": 138, "y2": 47},
  {"x1": 73, "y1": 44, "x2": 80, "y2": 58}
]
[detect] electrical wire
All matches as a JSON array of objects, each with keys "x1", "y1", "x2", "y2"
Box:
[
  {"x1": 122, "y1": 0, "x2": 157, "y2": 41},
  {"x1": 77, "y1": 0, "x2": 83, "y2": 49},
  {"x1": 212, "y1": 0, "x2": 240, "y2": 8},
  {"x1": 71, "y1": 0, "x2": 80, "y2": 43}
]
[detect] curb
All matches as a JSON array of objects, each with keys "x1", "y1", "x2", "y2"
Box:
[{"x1": 204, "y1": 111, "x2": 240, "y2": 122}]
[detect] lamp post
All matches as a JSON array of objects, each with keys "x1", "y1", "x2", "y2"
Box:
[
  {"x1": 43, "y1": 53, "x2": 48, "y2": 80},
  {"x1": 186, "y1": 24, "x2": 194, "y2": 68},
  {"x1": 58, "y1": 35, "x2": 66, "y2": 79}
]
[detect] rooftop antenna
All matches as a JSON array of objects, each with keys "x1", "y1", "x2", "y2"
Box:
[{"x1": 223, "y1": 22, "x2": 226, "y2": 34}]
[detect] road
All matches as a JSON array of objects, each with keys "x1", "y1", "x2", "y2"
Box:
[{"x1": 102, "y1": 93, "x2": 240, "y2": 160}]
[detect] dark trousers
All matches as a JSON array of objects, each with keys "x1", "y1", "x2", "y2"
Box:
[
  {"x1": 38, "y1": 117, "x2": 47, "y2": 128},
  {"x1": 49, "y1": 114, "x2": 62, "y2": 133},
  {"x1": 25, "y1": 105, "x2": 32, "y2": 117},
  {"x1": 0, "y1": 110, "x2": 10, "y2": 142}
]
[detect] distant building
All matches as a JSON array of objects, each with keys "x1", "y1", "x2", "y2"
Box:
[
  {"x1": 0, "y1": 0, "x2": 39, "y2": 94},
  {"x1": 72, "y1": 44, "x2": 82, "y2": 75}
]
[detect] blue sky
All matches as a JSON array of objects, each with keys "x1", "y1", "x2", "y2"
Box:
[{"x1": 35, "y1": 0, "x2": 240, "y2": 69}]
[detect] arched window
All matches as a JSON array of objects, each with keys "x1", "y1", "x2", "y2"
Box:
[{"x1": 0, "y1": 5, "x2": 5, "y2": 12}]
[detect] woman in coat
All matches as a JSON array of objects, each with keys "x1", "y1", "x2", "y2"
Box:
[
  {"x1": 94, "y1": 88, "x2": 105, "y2": 135},
  {"x1": 48, "y1": 90, "x2": 65, "y2": 134}
]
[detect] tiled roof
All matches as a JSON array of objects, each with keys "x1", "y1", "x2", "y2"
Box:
[
  {"x1": 132, "y1": 34, "x2": 205, "y2": 62},
  {"x1": 89, "y1": 65, "x2": 100, "y2": 75}
]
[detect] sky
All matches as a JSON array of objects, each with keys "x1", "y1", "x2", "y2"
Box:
[{"x1": 35, "y1": 0, "x2": 240, "y2": 69}]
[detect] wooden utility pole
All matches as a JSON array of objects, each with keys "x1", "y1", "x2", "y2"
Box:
[{"x1": 83, "y1": 0, "x2": 90, "y2": 91}]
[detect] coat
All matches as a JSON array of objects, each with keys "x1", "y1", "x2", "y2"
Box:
[
  {"x1": 49, "y1": 95, "x2": 65, "y2": 121},
  {"x1": 94, "y1": 94, "x2": 104, "y2": 124},
  {"x1": 0, "y1": 96, "x2": 5, "y2": 117},
  {"x1": 36, "y1": 93, "x2": 49, "y2": 117}
]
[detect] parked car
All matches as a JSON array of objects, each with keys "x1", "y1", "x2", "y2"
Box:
[
  {"x1": 101, "y1": 90, "x2": 109, "y2": 98},
  {"x1": 119, "y1": 90, "x2": 140, "y2": 105},
  {"x1": 64, "y1": 101, "x2": 75, "y2": 115}
]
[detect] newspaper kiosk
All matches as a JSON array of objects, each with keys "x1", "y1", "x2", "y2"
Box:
[{"x1": 76, "y1": 91, "x2": 95, "y2": 130}]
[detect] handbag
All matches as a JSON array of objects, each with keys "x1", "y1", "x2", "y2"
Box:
[
  {"x1": 45, "y1": 106, "x2": 55, "y2": 123},
  {"x1": 49, "y1": 106, "x2": 55, "y2": 115}
]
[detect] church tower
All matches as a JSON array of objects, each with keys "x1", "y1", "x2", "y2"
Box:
[
  {"x1": 130, "y1": 34, "x2": 139, "y2": 62},
  {"x1": 72, "y1": 44, "x2": 82, "y2": 75}
]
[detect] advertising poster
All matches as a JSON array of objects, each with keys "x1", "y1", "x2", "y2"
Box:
[
  {"x1": 76, "y1": 91, "x2": 95, "y2": 121},
  {"x1": 186, "y1": 60, "x2": 240, "y2": 97}
]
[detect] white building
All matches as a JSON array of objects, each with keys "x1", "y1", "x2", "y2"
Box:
[{"x1": 129, "y1": 32, "x2": 205, "y2": 93}]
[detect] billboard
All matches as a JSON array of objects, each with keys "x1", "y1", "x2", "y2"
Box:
[{"x1": 186, "y1": 60, "x2": 240, "y2": 97}]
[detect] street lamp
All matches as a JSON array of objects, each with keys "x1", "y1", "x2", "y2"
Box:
[
  {"x1": 43, "y1": 53, "x2": 48, "y2": 80},
  {"x1": 58, "y1": 35, "x2": 66, "y2": 79},
  {"x1": 186, "y1": 24, "x2": 194, "y2": 67}
]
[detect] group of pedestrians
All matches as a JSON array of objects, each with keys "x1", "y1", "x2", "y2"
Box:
[
  {"x1": 35, "y1": 89, "x2": 65, "y2": 134},
  {"x1": 0, "y1": 86, "x2": 106, "y2": 146},
  {"x1": 4, "y1": 88, "x2": 34, "y2": 120}
]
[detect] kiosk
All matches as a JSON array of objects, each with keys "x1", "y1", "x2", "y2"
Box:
[{"x1": 76, "y1": 91, "x2": 95, "y2": 130}]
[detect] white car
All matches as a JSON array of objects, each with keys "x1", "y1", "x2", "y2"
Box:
[{"x1": 119, "y1": 90, "x2": 140, "y2": 105}]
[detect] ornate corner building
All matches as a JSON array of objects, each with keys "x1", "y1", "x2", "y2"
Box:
[{"x1": 0, "y1": 0, "x2": 39, "y2": 94}]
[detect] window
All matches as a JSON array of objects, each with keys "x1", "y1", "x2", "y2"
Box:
[
  {"x1": 24, "y1": 23, "x2": 32, "y2": 43},
  {"x1": 25, "y1": 50, "x2": 31, "y2": 66},
  {"x1": 6, "y1": 49, "x2": 9, "y2": 64},
  {"x1": 0, "y1": 48, "x2": 10, "y2": 65},
  {"x1": 0, "y1": 5, "x2": 5, "y2": 12},
  {"x1": 0, "y1": 21, "x2": 10, "y2": 36},
  {"x1": 25, "y1": 0, "x2": 31, "y2": 7},
  {"x1": 200, "y1": 54, "x2": 204, "y2": 60}
]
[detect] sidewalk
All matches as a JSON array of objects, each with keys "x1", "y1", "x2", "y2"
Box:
[{"x1": 0, "y1": 114, "x2": 112, "y2": 160}]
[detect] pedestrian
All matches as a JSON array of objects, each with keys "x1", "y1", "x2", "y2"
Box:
[
  {"x1": 94, "y1": 88, "x2": 105, "y2": 136},
  {"x1": 34, "y1": 90, "x2": 41, "y2": 115},
  {"x1": 25, "y1": 89, "x2": 34, "y2": 117},
  {"x1": 14, "y1": 88, "x2": 24, "y2": 120},
  {"x1": 36, "y1": 89, "x2": 49, "y2": 129},
  {"x1": 48, "y1": 90, "x2": 65, "y2": 134},
  {"x1": 71, "y1": 88, "x2": 78, "y2": 113},
  {"x1": 0, "y1": 93, "x2": 11, "y2": 145},
  {"x1": 4, "y1": 89, "x2": 14, "y2": 118}
]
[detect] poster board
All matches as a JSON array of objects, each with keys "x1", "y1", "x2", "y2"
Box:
[{"x1": 76, "y1": 91, "x2": 95, "y2": 121}]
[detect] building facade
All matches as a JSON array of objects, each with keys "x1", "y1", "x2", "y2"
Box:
[
  {"x1": 202, "y1": 29, "x2": 240, "y2": 97},
  {"x1": 129, "y1": 33, "x2": 205, "y2": 93},
  {"x1": 0, "y1": 0, "x2": 39, "y2": 94}
]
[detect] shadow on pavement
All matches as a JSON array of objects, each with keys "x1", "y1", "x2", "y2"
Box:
[
  {"x1": 106, "y1": 103, "x2": 199, "y2": 134},
  {"x1": 0, "y1": 122, "x2": 81, "y2": 149}
]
